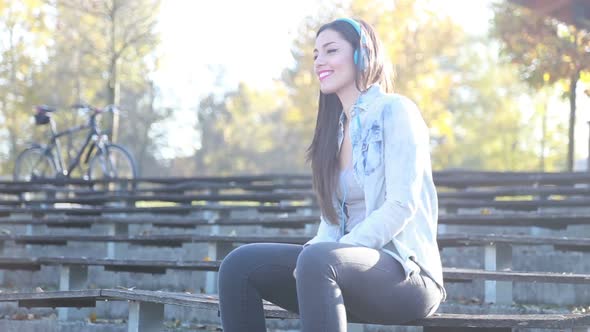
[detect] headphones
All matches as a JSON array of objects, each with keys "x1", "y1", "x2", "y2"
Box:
[{"x1": 335, "y1": 18, "x2": 368, "y2": 71}]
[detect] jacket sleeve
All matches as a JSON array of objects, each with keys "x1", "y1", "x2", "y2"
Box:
[
  {"x1": 339, "y1": 96, "x2": 430, "y2": 249},
  {"x1": 303, "y1": 214, "x2": 340, "y2": 247}
]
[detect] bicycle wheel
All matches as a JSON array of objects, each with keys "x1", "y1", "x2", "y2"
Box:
[
  {"x1": 87, "y1": 143, "x2": 137, "y2": 189},
  {"x1": 13, "y1": 147, "x2": 57, "y2": 181}
]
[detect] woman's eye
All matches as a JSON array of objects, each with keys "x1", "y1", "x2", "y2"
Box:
[{"x1": 313, "y1": 49, "x2": 337, "y2": 60}]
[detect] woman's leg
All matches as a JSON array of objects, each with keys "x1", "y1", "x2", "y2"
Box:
[
  {"x1": 218, "y1": 242, "x2": 303, "y2": 332},
  {"x1": 295, "y1": 242, "x2": 442, "y2": 332}
]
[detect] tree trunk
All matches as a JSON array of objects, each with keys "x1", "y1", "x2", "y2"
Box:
[
  {"x1": 540, "y1": 97, "x2": 547, "y2": 171},
  {"x1": 107, "y1": 2, "x2": 119, "y2": 143},
  {"x1": 107, "y1": 55, "x2": 119, "y2": 142},
  {"x1": 567, "y1": 70, "x2": 580, "y2": 171}
]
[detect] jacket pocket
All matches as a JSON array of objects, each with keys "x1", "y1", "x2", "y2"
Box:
[{"x1": 361, "y1": 121, "x2": 383, "y2": 176}]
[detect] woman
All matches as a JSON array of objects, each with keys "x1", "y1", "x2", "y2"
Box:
[{"x1": 218, "y1": 17, "x2": 446, "y2": 332}]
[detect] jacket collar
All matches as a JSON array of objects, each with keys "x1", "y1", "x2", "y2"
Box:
[
  {"x1": 356, "y1": 83, "x2": 382, "y2": 110},
  {"x1": 339, "y1": 83, "x2": 382, "y2": 125}
]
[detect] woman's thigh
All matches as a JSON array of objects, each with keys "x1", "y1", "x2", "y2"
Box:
[
  {"x1": 298, "y1": 242, "x2": 441, "y2": 325},
  {"x1": 219, "y1": 242, "x2": 302, "y2": 313}
]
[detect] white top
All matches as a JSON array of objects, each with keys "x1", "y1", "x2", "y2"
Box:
[{"x1": 336, "y1": 161, "x2": 366, "y2": 233}]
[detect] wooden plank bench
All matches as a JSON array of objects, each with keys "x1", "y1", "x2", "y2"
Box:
[
  {"x1": 3, "y1": 170, "x2": 590, "y2": 188},
  {"x1": 0, "y1": 175, "x2": 314, "y2": 198},
  {"x1": 1, "y1": 233, "x2": 588, "y2": 303},
  {"x1": 0, "y1": 214, "x2": 318, "y2": 229},
  {"x1": 434, "y1": 171, "x2": 590, "y2": 188},
  {"x1": 7, "y1": 186, "x2": 590, "y2": 209},
  {"x1": 2, "y1": 256, "x2": 589, "y2": 299},
  {"x1": 0, "y1": 204, "x2": 307, "y2": 217},
  {"x1": 3, "y1": 212, "x2": 590, "y2": 230},
  {"x1": 0, "y1": 191, "x2": 316, "y2": 206},
  {"x1": 4, "y1": 171, "x2": 590, "y2": 203},
  {"x1": 438, "y1": 185, "x2": 590, "y2": 199},
  {"x1": 1, "y1": 233, "x2": 589, "y2": 251},
  {"x1": 439, "y1": 197, "x2": 590, "y2": 211},
  {"x1": 0, "y1": 180, "x2": 312, "y2": 197},
  {"x1": 0, "y1": 288, "x2": 588, "y2": 332},
  {"x1": 6, "y1": 184, "x2": 590, "y2": 206}
]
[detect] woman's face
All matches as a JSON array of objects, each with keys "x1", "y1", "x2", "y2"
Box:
[{"x1": 313, "y1": 29, "x2": 357, "y2": 95}]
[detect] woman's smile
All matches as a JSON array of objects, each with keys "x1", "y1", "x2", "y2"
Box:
[{"x1": 318, "y1": 70, "x2": 334, "y2": 81}]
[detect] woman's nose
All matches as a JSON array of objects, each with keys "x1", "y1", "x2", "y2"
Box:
[
  {"x1": 316, "y1": 51, "x2": 328, "y2": 63},
  {"x1": 314, "y1": 55, "x2": 325, "y2": 69}
]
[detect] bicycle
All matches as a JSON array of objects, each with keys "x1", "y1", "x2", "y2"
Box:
[{"x1": 13, "y1": 103, "x2": 137, "y2": 186}]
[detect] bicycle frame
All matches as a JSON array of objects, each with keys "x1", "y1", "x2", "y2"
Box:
[{"x1": 43, "y1": 111, "x2": 108, "y2": 177}]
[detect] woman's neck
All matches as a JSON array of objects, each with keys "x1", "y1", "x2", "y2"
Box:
[{"x1": 338, "y1": 85, "x2": 361, "y2": 120}]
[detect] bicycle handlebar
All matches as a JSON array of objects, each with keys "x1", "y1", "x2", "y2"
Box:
[{"x1": 70, "y1": 103, "x2": 120, "y2": 114}]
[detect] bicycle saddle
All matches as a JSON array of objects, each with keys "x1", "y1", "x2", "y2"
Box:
[{"x1": 37, "y1": 105, "x2": 56, "y2": 112}]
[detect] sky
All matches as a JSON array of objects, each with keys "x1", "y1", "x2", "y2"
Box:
[
  {"x1": 151, "y1": 1, "x2": 590, "y2": 168},
  {"x1": 154, "y1": 0, "x2": 494, "y2": 102},
  {"x1": 152, "y1": 0, "x2": 321, "y2": 158}
]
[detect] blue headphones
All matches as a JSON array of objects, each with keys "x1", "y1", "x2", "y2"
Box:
[{"x1": 335, "y1": 18, "x2": 368, "y2": 71}]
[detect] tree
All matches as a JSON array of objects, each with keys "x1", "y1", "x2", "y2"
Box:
[
  {"x1": 447, "y1": 39, "x2": 567, "y2": 171},
  {"x1": 193, "y1": 82, "x2": 294, "y2": 176},
  {"x1": 0, "y1": 1, "x2": 162, "y2": 177},
  {"x1": 57, "y1": 0, "x2": 160, "y2": 143},
  {"x1": 0, "y1": 0, "x2": 52, "y2": 170},
  {"x1": 492, "y1": 1, "x2": 590, "y2": 171}
]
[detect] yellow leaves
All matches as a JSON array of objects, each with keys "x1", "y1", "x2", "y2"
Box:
[
  {"x1": 285, "y1": 107, "x2": 304, "y2": 124},
  {"x1": 543, "y1": 72, "x2": 551, "y2": 82},
  {"x1": 295, "y1": 72, "x2": 313, "y2": 87},
  {"x1": 23, "y1": 0, "x2": 44, "y2": 8},
  {"x1": 579, "y1": 71, "x2": 590, "y2": 84}
]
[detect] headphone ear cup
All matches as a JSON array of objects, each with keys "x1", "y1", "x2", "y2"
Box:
[
  {"x1": 358, "y1": 47, "x2": 368, "y2": 71},
  {"x1": 353, "y1": 48, "x2": 359, "y2": 65}
]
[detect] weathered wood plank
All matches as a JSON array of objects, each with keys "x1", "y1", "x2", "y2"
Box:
[
  {"x1": 0, "y1": 289, "x2": 101, "y2": 302},
  {"x1": 6, "y1": 213, "x2": 590, "y2": 231},
  {"x1": 2, "y1": 289, "x2": 589, "y2": 329},
  {"x1": 0, "y1": 234, "x2": 310, "y2": 246},
  {"x1": 415, "y1": 312, "x2": 590, "y2": 329},
  {"x1": 443, "y1": 267, "x2": 590, "y2": 284},
  {"x1": 6, "y1": 192, "x2": 315, "y2": 205},
  {"x1": 440, "y1": 185, "x2": 590, "y2": 199},
  {"x1": 1, "y1": 233, "x2": 589, "y2": 251},
  {"x1": 440, "y1": 198, "x2": 590, "y2": 210},
  {"x1": 40, "y1": 257, "x2": 221, "y2": 272},
  {"x1": 2, "y1": 257, "x2": 590, "y2": 285},
  {"x1": 0, "y1": 204, "x2": 304, "y2": 216},
  {"x1": 439, "y1": 214, "x2": 590, "y2": 228},
  {"x1": 0, "y1": 257, "x2": 41, "y2": 271},
  {"x1": 437, "y1": 233, "x2": 590, "y2": 250}
]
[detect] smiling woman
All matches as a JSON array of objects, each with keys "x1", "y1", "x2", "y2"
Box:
[{"x1": 217, "y1": 17, "x2": 446, "y2": 332}]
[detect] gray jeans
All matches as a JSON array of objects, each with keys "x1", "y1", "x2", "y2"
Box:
[{"x1": 218, "y1": 242, "x2": 442, "y2": 332}]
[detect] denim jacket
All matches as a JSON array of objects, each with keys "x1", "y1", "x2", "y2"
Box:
[{"x1": 304, "y1": 84, "x2": 446, "y2": 301}]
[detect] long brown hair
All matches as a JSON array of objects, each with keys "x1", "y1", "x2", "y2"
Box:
[{"x1": 306, "y1": 18, "x2": 394, "y2": 225}]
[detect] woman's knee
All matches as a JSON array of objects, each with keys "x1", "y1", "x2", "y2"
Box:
[
  {"x1": 219, "y1": 243, "x2": 258, "y2": 277},
  {"x1": 296, "y1": 242, "x2": 340, "y2": 277}
]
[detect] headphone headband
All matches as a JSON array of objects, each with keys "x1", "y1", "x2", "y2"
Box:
[
  {"x1": 334, "y1": 18, "x2": 367, "y2": 71},
  {"x1": 335, "y1": 18, "x2": 362, "y2": 36}
]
